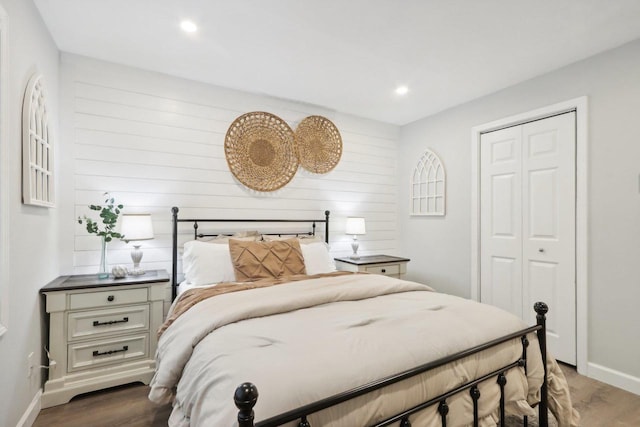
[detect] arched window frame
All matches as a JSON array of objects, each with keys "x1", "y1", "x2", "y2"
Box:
[
  {"x1": 22, "y1": 72, "x2": 55, "y2": 207},
  {"x1": 410, "y1": 148, "x2": 446, "y2": 216}
]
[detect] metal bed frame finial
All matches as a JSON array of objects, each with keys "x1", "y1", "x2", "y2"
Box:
[{"x1": 235, "y1": 382, "x2": 259, "y2": 427}]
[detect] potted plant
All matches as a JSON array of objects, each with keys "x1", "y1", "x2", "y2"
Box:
[{"x1": 77, "y1": 192, "x2": 125, "y2": 278}]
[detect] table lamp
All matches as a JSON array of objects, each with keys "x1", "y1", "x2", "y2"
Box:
[
  {"x1": 345, "y1": 217, "x2": 366, "y2": 259},
  {"x1": 120, "y1": 213, "x2": 154, "y2": 275}
]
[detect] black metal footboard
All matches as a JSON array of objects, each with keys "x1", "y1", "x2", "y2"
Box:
[{"x1": 235, "y1": 302, "x2": 549, "y2": 427}]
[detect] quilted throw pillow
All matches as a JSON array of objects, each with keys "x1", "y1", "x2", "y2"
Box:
[{"x1": 229, "y1": 238, "x2": 306, "y2": 281}]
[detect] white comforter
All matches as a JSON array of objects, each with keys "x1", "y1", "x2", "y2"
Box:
[{"x1": 149, "y1": 273, "x2": 573, "y2": 426}]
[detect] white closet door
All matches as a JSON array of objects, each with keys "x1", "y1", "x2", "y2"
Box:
[
  {"x1": 522, "y1": 113, "x2": 576, "y2": 364},
  {"x1": 480, "y1": 126, "x2": 523, "y2": 318},
  {"x1": 480, "y1": 112, "x2": 576, "y2": 365}
]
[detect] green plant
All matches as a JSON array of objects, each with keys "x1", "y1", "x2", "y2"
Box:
[{"x1": 77, "y1": 193, "x2": 125, "y2": 242}]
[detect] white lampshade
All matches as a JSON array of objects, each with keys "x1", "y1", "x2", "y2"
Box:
[
  {"x1": 120, "y1": 214, "x2": 154, "y2": 241},
  {"x1": 345, "y1": 217, "x2": 366, "y2": 235}
]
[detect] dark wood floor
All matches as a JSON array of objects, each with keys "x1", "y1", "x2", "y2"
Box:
[
  {"x1": 33, "y1": 364, "x2": 640, "y2": 426},
  {"x1": 560, "y1": 364, "x2": 640, "y2": 426},
  {"x1": 33, "y1": 383, "x2": 172, "y2": 427}
]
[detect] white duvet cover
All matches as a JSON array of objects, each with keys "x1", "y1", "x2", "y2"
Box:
[{"x1": 149, "y1": 273, "x2": 576, "y2": 427}]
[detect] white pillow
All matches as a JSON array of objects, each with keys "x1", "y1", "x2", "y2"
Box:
[
  {"x1": 301, "y1": 242, "x2": 336, "y2": 275},
  {"x1": 182, "y1": 241, "x2": 236, "y2": 285}
]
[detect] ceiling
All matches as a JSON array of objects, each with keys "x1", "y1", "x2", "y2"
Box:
[{"x1": 34, "y1": 0, "x2": 640, "y2": 125}]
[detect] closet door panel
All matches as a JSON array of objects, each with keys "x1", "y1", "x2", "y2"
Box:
[
  {"x1": 522, "y1": 112, "x2": 576, "y2": 364},
  {"x1": 480, "y1": 126, "x2": 523, "y2": 318}
]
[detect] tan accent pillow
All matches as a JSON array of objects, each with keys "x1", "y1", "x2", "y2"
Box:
[{"x1": 229, "y1": 238, "x2": 306, "y2": 281}]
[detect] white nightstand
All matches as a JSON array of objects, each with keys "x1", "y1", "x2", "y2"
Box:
[
  {"x1": 40, "y1": 270, "x2": 169, "y2": 408},
  {"x1": 334, "y1": 255, "x2": 410, "y2": 279}
]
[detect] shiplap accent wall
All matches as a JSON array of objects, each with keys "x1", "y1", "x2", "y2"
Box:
[{"x1": 60, "y1": 54, "x2": 400, "y2": 276}]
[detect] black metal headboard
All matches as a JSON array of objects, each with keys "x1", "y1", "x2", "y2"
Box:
[{"x1": 171, "y1": 207, "x2": 330, "y2": 300}]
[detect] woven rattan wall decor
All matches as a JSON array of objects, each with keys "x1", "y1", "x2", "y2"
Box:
[
  {"x1": 224, "y1": 111, "x2": 298, "y2": 192},
  {"x1": 294, "y1": 115, "x2": 342, "y2": 174}
]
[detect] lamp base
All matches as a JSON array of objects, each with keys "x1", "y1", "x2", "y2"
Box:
[
  {"x1": 350, "y1": 237, "x2": 360, "y2": 259},
  {"x1": 130, "y1": 245, "x2": 146, "y2": 276}
]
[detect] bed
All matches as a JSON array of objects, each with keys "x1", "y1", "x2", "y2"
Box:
[{"x1": 149, "y1": 208, "x2": 578, "y2": 427}]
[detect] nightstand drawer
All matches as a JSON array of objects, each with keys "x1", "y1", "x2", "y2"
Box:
[
  {"x1": 67, "y1": 305, "x2": 150, "y2": 341},
  {"x1": 67, "y1": 334, "x2": 149, "y2": 372},
  {"x1": 69, "y1": 288, "x2": 148, "y2": 310},
  {"x1": 365, "y1": 264, "x2": 400, "y2": 275}
]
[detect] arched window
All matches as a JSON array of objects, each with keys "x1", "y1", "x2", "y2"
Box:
[
  {"x1": 22, "y1": 72, "x2": 55, "y2": 207},
  {"x1": 410, "y1": 149, "x2": 445, "y2": 216}
]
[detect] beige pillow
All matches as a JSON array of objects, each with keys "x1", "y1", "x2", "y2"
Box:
[
  {"x1": 261, "y1": 234, "x2": 323, "y2": 244},
  {"x1": 209, "y1": 235, "x2": 258, "y2": 244},
  {"x1": 229, "y1": 238, "x2": 306, "y2": 281},
  {"x1": 233, "y1": 230, "x2": 260, "y2": 238},
  {"x1": 203, "y1": 231, "x2": 260, "y2": 244}
]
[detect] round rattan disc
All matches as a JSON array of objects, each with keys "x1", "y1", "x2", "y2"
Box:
[
  {"x1": 225, "y1": 112, "x2": 298, "y2": 192},
  {"x1": 295, "y1": 115, "x2": 342, "y2": 174}
]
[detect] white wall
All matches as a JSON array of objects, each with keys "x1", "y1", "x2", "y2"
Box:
[
  {"x1": 0, "y1": 0, "x2": 60, "y2": 426},
  {"x1": 399, "y1": 39, "x2": 640, "y2": 391},
  {"x1": 59, "y1": 54, "x2": 401, "y2": 279}
]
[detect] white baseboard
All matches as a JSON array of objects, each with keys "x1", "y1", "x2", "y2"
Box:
[
  {"x1": 588, "y1": 362, "x2": 640, "y2": 396},
  {"x1": 15, "y1": 389, "x2": 42, "y2": 427}
]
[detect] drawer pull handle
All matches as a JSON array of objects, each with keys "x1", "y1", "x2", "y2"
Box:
[
  {"x1": 93, "y1": 345, "x2": 128, "y2": 357},
  {"x1": 381, "y1": 269, "x2": 386, "y2": 273},
  {"x1": 93, "y1": 317, "x2": 129, "y2": 327},
  {"x1": 107, "y1": 295, "x2": 115, "y2": 302}
]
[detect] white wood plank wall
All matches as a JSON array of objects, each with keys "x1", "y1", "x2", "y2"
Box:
[{"x1": 61, "y1": 55, "x2": 400, "y2": 278}]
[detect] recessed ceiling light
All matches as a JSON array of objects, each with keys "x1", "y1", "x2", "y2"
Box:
[
  {"x1": 180, "y1": 20, "x2": 198, "y2": 33},
  {"x1": 395, "y1": 85, "x2": 409, "y2": 96}
]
